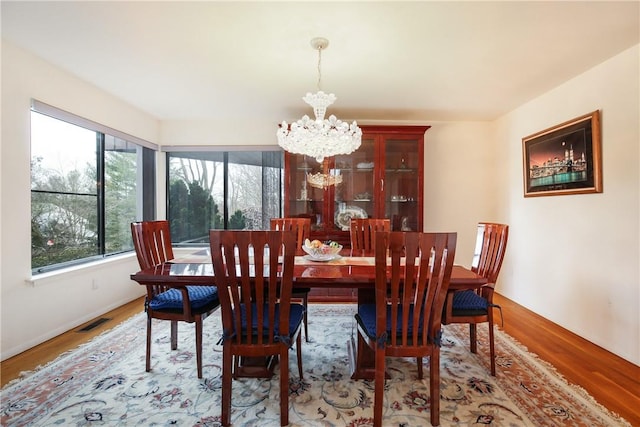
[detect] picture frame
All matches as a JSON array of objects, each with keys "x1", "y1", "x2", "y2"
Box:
[{"x1": 522, "y1": 110, "x2": 602, "y2": 197}]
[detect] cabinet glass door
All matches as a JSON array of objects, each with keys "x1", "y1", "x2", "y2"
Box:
[
  {"x1": 332, "y1": 137, "x2": 376, "y2": 231},
  {"x1": 384, "y1": 138, "x2": 420, "y2": 231},
  {"x1": 288, "y1": 155, "x2": 325, "y2": 231}
]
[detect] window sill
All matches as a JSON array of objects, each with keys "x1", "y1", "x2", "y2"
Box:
[{"x1": 26, "y1": 252, "x2": 137, "y2": 287}]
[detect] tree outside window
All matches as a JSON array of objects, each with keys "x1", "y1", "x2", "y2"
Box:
[
  {"x1": 30, "y1": 110, "x2": 150, "y2": 273},
  {"x1": 167, "y1": 151, "x2": 282, "y2": 245}
]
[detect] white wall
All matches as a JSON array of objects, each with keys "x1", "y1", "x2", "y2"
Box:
[
  {"x1": 161, "y1": 119, "x2": 279, "y2": 147},
  {"x1": 494, "y1": 45, "x2": 639, "y2": 365},
  {"x1": 423, "y1": 121, "x2": 499, "y2": 264},
  {"x1": 0, "y1": 41, "x2": 157, "y2": 359}
]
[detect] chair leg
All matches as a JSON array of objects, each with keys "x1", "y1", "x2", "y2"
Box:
[
  {"x1": 429, "y1": 348, "x2": 441, "y2": 426},
  {"x1": 195, "y1": 318, "x2": 203, "y2": 379},
  {"x1": 469, "y1": 323, "x2": 477, "y2": 353},
  {"x1": 373, "y1": 345, "x2": 385, "y2": 427},
  {"x1": 488, "y1": 312, "x2": 496, "y2": 376},
  {"x1": 221, "y1": 344, "x2": 233, "y2": 426},
  {"x1": 280, "y1": 348, "x2": 289, "y2": 426},
  {"x1": 417, "y1": 357, "x2": 423, "y2": 379},
  {"x1": 296, "y1": 333, "x2": 303, "y2": 380},
  {"x1": 170, "y1": 320, "x2": 178, "y2": 350},
  {"x1": 303, "y1": 293, "x2": 309, "y2": 342},
  {"x1": 356, "y1": 331, "x2": 368, "y2": 372},
  {"x1": 146, "y1": 315, "x2": 152, "y2": 372},
  {"x1": 232, "y1": 355, "x2": 239, "y2": 379}
]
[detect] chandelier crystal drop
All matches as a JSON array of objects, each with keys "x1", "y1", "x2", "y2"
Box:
[{"x1": 277, "y1": 37, "x2": 362, "y2": 163}]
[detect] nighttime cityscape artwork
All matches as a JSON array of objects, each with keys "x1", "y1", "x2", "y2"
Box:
[{"x1": 522, "y1": 111, "x2": 602, "y2": 197}]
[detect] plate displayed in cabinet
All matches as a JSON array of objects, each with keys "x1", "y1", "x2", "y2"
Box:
[
  {"x1": 356, "y1": 162, "x2": 374, "y2": 169},
  {"x1": 354, "y1": 192, "x2": 372, "y2": 201},
  {"x1": 334, "y1": 206, "x2": 368, "y2": 230}
]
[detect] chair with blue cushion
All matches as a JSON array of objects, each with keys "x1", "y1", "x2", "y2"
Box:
[
  {"x1": 443, "y1": 222, "x2": 509, "y2": 376},
  {"x1": 209, "y1": 230, "x2": 304, "y2": 427},
  {"x1": 131, "y1": 220, "x2": 219, "y2": 379},
  {"x1": 355, "y1": 231, "x2": 457, "y2": 427}
]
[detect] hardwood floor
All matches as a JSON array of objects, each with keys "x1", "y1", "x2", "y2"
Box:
[{"x1": 2, "y1": 294, "x2": 639, "y2": 424}]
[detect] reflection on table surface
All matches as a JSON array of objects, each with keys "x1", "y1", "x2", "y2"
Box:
[{"x1": 159, "y1": 259, "x2": 485, "y2": 290}]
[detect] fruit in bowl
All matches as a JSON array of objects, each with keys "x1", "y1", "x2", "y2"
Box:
[{"x1": 302, "y1": 239, "x2": 342, "y2": 260}]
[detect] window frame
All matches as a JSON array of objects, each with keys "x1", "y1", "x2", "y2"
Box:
[{"x1": 30, "y1": 100, "x2": 157, "y2": 274}]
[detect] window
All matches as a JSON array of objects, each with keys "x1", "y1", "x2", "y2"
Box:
[
  {"x1": 167, "y1": 150, "x2": 283, "y2": 245},
  {"x1": 30, "y1": 101, "x2": 155, "y2": 273}
]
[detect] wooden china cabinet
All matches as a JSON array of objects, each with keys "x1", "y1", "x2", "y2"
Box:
[
  {"x1": 283, "y1": 125, "x2": 429, "y2": 301},
  {"x1": 283, "y1": 125, "x2": 430, "y2": 249}
]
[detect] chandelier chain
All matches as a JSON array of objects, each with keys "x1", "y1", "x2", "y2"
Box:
[{"x1": 316, "y1": 45, "x2": 322, "y2": 92}]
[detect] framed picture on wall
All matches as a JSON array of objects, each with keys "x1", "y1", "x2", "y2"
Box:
[{"x1": 522, "y1": 110, "x2": 602, "y2": 197}]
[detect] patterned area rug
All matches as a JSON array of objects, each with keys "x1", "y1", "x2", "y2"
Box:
[{"x1": 1, "y1": 304, "x2": 630, "y2": 426}]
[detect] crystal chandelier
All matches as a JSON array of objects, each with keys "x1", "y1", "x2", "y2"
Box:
[{"x1": 277, "y1": 37, "x2": 362, "y2": 163}]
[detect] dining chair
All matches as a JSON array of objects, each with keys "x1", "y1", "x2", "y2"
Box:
[
  {"x1": 209, "y1": 230, "x2": 304, "y2": 427},
  {"x1": 355, "y1": 231, "x2": 457, "y2": 427},
  {"x1": 270, "y1": 217, "x2": 312, "y2": 342},
  {"x1": 349, "y1": 218, "x2": 391, "y2": 252},
  {"x1": 443, "y1": 222, "x2": 509, "y2": 376},
  {"x1": 130, "y1": 220, "x2": 219, "y2": 379}
]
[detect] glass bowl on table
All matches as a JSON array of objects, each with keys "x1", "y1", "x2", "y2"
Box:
[{"x1": 302, "y1": 239, "x2": 342, "y2": 262}]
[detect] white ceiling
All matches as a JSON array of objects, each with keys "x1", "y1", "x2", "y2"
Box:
[{"x1": 2, "y1": 1, "x2": 639, "y2": 123}]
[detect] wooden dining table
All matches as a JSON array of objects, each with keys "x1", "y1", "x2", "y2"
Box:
[{"x1": 130, "y1": 249, "x2": 487, "y2": 379}]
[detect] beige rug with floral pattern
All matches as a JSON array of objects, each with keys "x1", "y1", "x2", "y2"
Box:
[{"x1": 1, "y1": 304, "x2": 630, "y2": 426}]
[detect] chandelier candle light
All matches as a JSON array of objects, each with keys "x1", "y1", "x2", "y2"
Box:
[{"x1": 277, "y1": 37, "x2": 362, "y2": 163}]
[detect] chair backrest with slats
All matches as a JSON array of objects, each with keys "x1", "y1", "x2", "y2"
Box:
[
  {"x1": 270, "y1": 218, "x2": 311, "y2": 256},
  {"x1": 131, "y1": 220, "x2": 174, "y2": 269},
  {"x1": 374, "y1": 231, "x2": 457, "y2": 354},
  {"x1": 350, "y1": 218, "x2": 391, "y2": 252},
  {"x1": 209, "y1": 230, "x2": 297, "y2": 351},
  {"x1": 471, "y1": 222, "x2": 509, "y2": 284}
]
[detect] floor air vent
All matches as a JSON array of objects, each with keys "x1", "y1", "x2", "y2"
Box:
[{"x1": 77, "y1": 317, "x2": 111, "y2": 332}]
